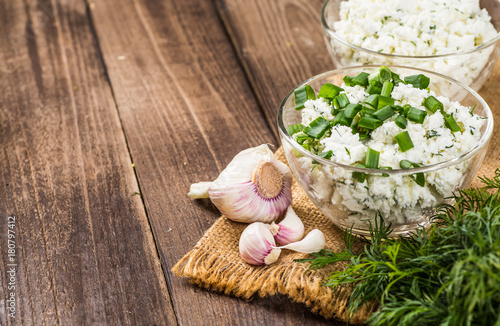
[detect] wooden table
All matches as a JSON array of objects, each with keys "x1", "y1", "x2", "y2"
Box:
[{"x1": 1, "y1": 0, "x2": 498, "y2": 325}]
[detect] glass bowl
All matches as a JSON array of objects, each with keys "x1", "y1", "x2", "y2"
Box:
[
  {"x1": 321, "y1": 0, "x2": 500, "y2": 91},
  {"x1": 277, "y1": 66, "x2": 493, "y2": 236}
]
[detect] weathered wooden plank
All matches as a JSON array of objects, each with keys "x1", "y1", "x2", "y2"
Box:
[
  {"x1": 88, "y1": 0, "x2": 333, "y2": 324},
  {"x1": 214, "y1": 1, "x2": 347, "y2": 324},
  {"x1": 0, "y1": 0, "x2": 175, "y2": 324},
  {"x1": 216, "y1": 0, "x2": 332, "y2": 138}
]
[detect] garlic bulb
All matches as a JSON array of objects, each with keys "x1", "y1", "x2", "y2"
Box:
[
  {"x1": 277, "y1": 229, "x2": 325, "y2": 253},
  {"x1": 239, "y1": 222, "x2": 281, "y2": 265},
  {"x1": 268, "y1": 206, "x2": 304, "y2": 245},
  {"x1": 188, "y1": 144, "x2": 293, "y2": 223}
]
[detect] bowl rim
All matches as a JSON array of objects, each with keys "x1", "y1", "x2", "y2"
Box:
[
  {"x1": 277, "y1": 65, "x2": 494, "y2": 175},
  {"x1": 321, "y1": 0, "x2": 500, "y2": 59}
]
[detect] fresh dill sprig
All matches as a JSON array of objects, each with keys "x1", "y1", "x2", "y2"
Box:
[{"x1": 300, "y1": 169, "x2": 500, "y2": 325}]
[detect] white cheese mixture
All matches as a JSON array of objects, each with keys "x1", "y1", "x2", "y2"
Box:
[
  {"x1": 294, "y1": 83, "x2": 484, "y2": 227},
  {"x1": 330, "y1": 0, "x2": 498, "y2": 87}
]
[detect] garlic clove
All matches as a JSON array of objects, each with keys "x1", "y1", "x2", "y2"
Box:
[
  {"x1": 188, "y1": 182, "x2": 211, "y2": 199},
  {"x1": 239, "y1": 222, "x2": 281, "y2": 265},
  {"x1": 269, "y1": 206, "x2": 305, "y2": 245},
  {"x1": 190, "y1": 144, "x2": 293, "y2": 223},
  {"x1": 277, "y1": 229, "x2": 325, "y2": 253}
]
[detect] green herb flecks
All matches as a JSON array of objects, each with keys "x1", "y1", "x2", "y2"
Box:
[{"x1": 426, "y1": 130, "x2": 440, "y2": 139}]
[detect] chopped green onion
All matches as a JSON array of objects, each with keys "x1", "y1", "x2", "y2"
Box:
[
  {"x1": 296, "y1": 134, "x2": 311, "y2": 144},
  {"x1": 399, "y1": 159, "x2": 413, "y2": 169},
  {"x1": 301, "y1": 143, "x2": 311, "y2": 151},
  {"x1": 343, "y1": 75, "x2": 355, "y2": 87},
  {"x1": 399, "y1": 160, "x2": 425, "y2": 186},
  {"x1": 358, "y1": 117, "x2": 382, "y2": 130},
  {"x1": 362, "y1": 105, "x2": 377, "y2": 116},
  {"x1": 294, "y1": 85, "x2": 316, "y2": 110},
  {"x1": 352, "y1": 164, "x2": 367, "y2": 183},
  {"x1": 404, "y1": 74, "x2": 430, "y2": 89},
  {"x1": 407, "y1": 107, "x2": 427, "y2": 124},
  {"x1": 331, "y1": 98, "x2": 340, "y2": 115},
  {"x1": 352, "y1": 72, "x2": 370, "y2": 86},
  {"x1": 286, "y1": 124, "x2": 305, "y2": 136},
  {"x1": 363, "y1": 94, "x2": 379, "y2": 108},
  {"x1": 373, "y1": 105, "x2": 396, "y2": 121},
  {"x1": 379, "y1": 166, "x2": 392, "y2": 177},
  {"x1": 366, "y1": 80, "x2": 383, "y2": 95},
  {"x1": 318, "y1": 150, "x2": 333, "y2": 159},
  {"x1": 403, "y1": 104, "x2": 412, "y2": 116},
  {"x1": 368, "y1": 71, "x2": 379, "y2": 83},
  {"x1": 377, "y1": 96, "x2": 395, "y2": 110},
  {"x1": 395, "y1": 131, "x2": 414, "y2": 152},
  {"x1": 391, "y1": 72, "x2": 405, "y2": 86},
  {"x1": 423, "y1": 96, "x2": 443, "y2": 113},
  {"x1": 319, "y1": 83, "x2": 344, "y2": 99},
  {"x1": 336, "y1": 93, "x2": 350, "y2": 108},
  {"x1": 412, "y1": 173, "x2": 425, "y2": 187},
  {"x1": 344, "y1": 103, "x2": 362, "y2": 119},
  {"x1": 395, "y1": 115, "x2": 407, "y2": 129},
  {"x1": 380, "y1": 81, "x2": 394, "y2": 97},
  {"x1": 379, "y1": 66, "x2": 392, "y2": 83},
  {"x1": 333, "y1": 110, "x2": 350, "y2": 127},
  {"x1": 365, "y1": 148, "x2": 380, "y2": 169},
  {"x1": 444, "y1": 114, "x2": 461, "y2": 132},
  {"x1": 393, "y1": 105, "x2": 404, "y2": 114},
  {"x1": 304, "y1": 117, "x2": 330, "y2": 138}
]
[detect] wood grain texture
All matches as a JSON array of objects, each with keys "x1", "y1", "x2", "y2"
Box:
[
  {"x1": 216, "y1": 0, "x2": 333, "y2": 139},
  {"x1": 88, "y1": 0, "x2": 332, "y2": 324},
  {"x1": 0, "y1": 0, "x2": 175, "y2": 324}
]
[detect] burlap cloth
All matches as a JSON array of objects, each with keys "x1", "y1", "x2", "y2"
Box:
[{"x1": 173, "y1": 62, "x2": 500, "y2": 324}]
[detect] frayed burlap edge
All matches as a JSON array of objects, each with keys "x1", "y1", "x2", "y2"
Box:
[{"x1": 172, "y1": 218, "x2": 377, "y2": 324}]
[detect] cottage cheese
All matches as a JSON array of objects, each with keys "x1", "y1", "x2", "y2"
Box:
[
  {"x1": 293, "y1": 80, "x2": 484, "y2": 228},
  {"x1": 330, "y1": 0, "x2": 498, "y2": 87}
]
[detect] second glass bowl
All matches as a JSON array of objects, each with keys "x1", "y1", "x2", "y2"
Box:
[{"x1": 321, "y1": 0, "x2": 500, "y2": 91}]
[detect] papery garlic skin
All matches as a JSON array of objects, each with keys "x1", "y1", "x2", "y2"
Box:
[
  {"x1": 239, "y1": 222, "x2": 281, "y2": 265},
  {"x1": 202, "y1": 144, "x2": 293, "y2": 223},
  {"x1": 269, "y1": 206, "x2": 304, "y2": 245},
  {"x1": 277, "y1": 229, "x2": 325, "y2": 253},
  {"x1": 188, "y1": 182, "x2": 211, "y2": 199}
]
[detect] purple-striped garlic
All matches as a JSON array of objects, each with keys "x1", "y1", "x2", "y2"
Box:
[
  {"x1": 188, "y1": 144, "x2": 292, "y2": 223},
  {"x1": 268, "y1": 206, "x2": 304, "y2": 245},
  {"x1": 239, "y1": 222, "x2": 281, "y2": 265},
  {"x1": 239, "y1": 221, "x2": 326, "y2": 266},
  {"x1": 277, "y1": 229, "x2": 325, "y2": 253}
]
